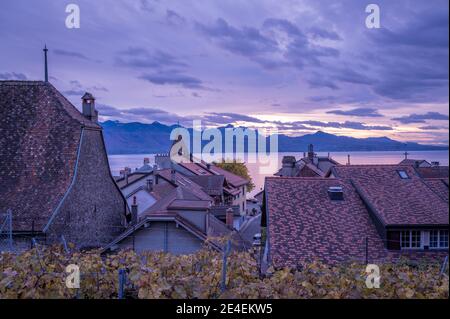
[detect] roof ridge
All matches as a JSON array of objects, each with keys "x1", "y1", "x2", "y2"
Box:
[{"x1": 265, "y1": 176, "x2": 335, "y2": 180}]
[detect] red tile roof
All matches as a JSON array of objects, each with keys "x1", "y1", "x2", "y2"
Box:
[
  {"x1": 265, "y1": 177, "x2": 388, "y2": 267},
  {"x1": 208, "y1": 165, "x2": 248, "y2": 187},
  {"x1": 416, "y1": 166, "x2": 449, "y2": 179},
  {"x1": 179, "y1": 161, "x2": 248, "y2": 188},
  {"x1": 422, "y1": 179, "x2": 449, "y2": 203},
  {"x1": 332, "y1": 165, "x2": 448, "y2": 226}
]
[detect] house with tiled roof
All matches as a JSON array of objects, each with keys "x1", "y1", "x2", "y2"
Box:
[
  {"x1": 0, "y1": 81, "x2": 128, "y2": 249},
  {"x1": 399, "y1": 158, "x2": 432, "y2": 168},
  {"x1": 103, "y1": 179, "x2": 249, "y2": 254},
  {"x1": 275, "y1": 144, "x2": 340, "y2": 177},
  {"x1": 104, "y1": 162, "x2": 250, "y2": 254},
  {"x1": 155, "y1": 151, "x2": 249, "y2": 215},
  {"x1": 263, "y1": 164, "x2": 448, "y2": 269}
]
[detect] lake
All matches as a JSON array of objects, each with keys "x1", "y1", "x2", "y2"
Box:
[{"x1": 109, "y1": 150, "x2": 449, "y2": 197}]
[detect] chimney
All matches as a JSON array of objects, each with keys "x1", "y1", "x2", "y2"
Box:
[
  {"x1": 147, "y1": 178, "x2": 153, "y2": 191},
  {"x1": 171, "y1": 168, "x2": 176, "y2": 183},
  {"x1": 131, "y1": 196, "x2": 138, "y2": 225},
  {"x1": 82, "y1": 92, "x2": 98, "y2": 123},
  {"x1": 143, "y1": 157, "x2": 150, "y2": 165},
  {"x1": 328, "y1": 186, "x2": 344, "y2": 201},
  {"x1": 347, "y1": 155, "x2": 351, "y2": 165},
  {"x1": 124, "y1": 167, "x2": 131, "y2": 184},
  {"x1": 308, "y1": 144, "x2": 314, "y2": 161},
  {"x1": 189, "y1": 153, "x2": 193, "y2": 163},
  {"x1": 226, "y1": 208, "x2": 234, "y2": 229},
  {"x1": 206, "y1": 163, "x2": 211, "y2": 170}
]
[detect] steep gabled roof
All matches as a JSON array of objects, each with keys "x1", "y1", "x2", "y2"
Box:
[
  {"x1": 179, "y1": 161, "x2": 248, "y2": 188},
  {"x1": 208, "y1": 165, "x2": 248, "y2": 188},
  {"x1": 157, "y1": 169, "x2": 212, "y2": 201},
  {"x1": 186, "y1": 175, "x2": 225, "y2": 196},
  {"x1": 332, "y1": 165, "x2": 449, "y2": 226},
  {"x1": 0, "y1": 81, "x2": 99, "y2": 231},
  {"x1": 265, "y1": 177, "x2": 387, "y2": 267}
]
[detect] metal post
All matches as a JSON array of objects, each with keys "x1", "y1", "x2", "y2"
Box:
[
  {"x1": 365, "y1": 237, "x2": 369, "y2": 265},
  {"x1": 7, "y1": 209, "x2": 12, "y2": 251},
  {"x1": 118, "y1": 269, "x2": 126, "y2": 299},
  {"x1": 43, "y1": 45, "x2": 49, "y2": 82},
  {"x1": 440, "y1": 256, "x2": 448, "y2": 277},
  {"x1": 221, "y1": 240, "x2": 232, "y2": 293},
  {"x1": 61, "y1": 235, "x2": 69, "y2": 254}
]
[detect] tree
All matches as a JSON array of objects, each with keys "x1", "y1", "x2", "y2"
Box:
[{"x1": 215, "y1": 160, "x2": 255, "y2": 192}]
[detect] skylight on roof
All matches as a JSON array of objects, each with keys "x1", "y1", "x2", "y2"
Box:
[{"x1": 398, "y1": 170, "x2": 409, "y2": 179}]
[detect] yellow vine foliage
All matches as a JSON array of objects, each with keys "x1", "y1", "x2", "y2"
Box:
[{"x1": 0, "y1": 245, "x2": 448, "y2": 299}]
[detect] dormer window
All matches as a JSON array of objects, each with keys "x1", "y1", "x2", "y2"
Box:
[
  {"x1": 398, "y1": 170, "x2": 409, "y2": 179},
  {"x1": 328, "y1": 186, "x2": 344, "y2": 201}
]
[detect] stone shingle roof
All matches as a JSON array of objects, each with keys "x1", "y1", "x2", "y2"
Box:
[
  {"x1": 265, "y1": 177, "x2": 388, "y2": 267},
  {"x1": 416, "y1": 166, "x2": 449, "y2": 179},
  {"x1": 186, "y1": 175, "x2": 225, "y2": 196},
  {"x1": 422, "y1": 179, "x2": 449, "y2": 203},
  {"x1": 332, "y1": 165, "x2": 448, "y2": 226},
  {"x1": 0, "y1": 81, "x2": 98, "y2": 231}
]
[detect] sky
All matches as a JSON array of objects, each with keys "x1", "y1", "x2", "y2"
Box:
[{"x1": 0, "y1": 0, "x2": 448, "y2": 145}]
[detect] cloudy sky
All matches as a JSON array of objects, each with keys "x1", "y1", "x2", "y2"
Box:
[{"x1": 0, "y1": 0, "x2": 448, "y2": 144}]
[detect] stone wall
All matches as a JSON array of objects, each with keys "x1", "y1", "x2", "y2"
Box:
[{"x1": 46, "y1": 128, "x2": 127, "y2": 248}]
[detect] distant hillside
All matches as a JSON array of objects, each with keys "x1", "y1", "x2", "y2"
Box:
[{"x1": 101, "y1": 121, "x2": 448, "y2": 154}]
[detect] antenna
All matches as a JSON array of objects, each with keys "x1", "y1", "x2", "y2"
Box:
[{"x1": 43, "y1": 45, "x2": 49, "y2": 82}]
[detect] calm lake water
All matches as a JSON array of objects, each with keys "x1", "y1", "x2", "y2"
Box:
[{"x1": 109, "y1": 150, "x2": 449, "y2": 197}]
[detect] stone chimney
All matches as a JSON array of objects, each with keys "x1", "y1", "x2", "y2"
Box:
[
  {"x1": 171, "y1": 168, "x2": 176, "y2": 183},
  {"x1": 131, "y1": 196, "x2": 138, "y2": 225},
  {"x1": 226, "y1": 208, "x2": 234, "y2": 229},
  {"x1": 147, "y1": 178, "x2": 153, "y2": 191},
  {"x1": 124, "y1": 167, "x2": 131, "y2": 184},
  {"x1": 81, "y1": 92, "x2": 98, "y2": 123}
]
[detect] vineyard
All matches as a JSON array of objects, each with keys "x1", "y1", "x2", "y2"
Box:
[{"x1": 0, "y1": 245, "x2": 448, "y2": 299}]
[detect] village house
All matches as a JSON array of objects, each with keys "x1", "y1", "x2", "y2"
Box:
[
  {"x1": 103, "y1": 135, "x2": 253, "y2": 254},
  {"x1": 263, "y1": 164, "x2": 448, "y2": 269},
  {"x1": 275, "y1": 144, "x2": 340, "y2": 177},
  {"x1": 0, "y1": 81, "x2": 128, "y2": 249},
  {"x1": 103, "y1": 176, "x2": 249, "y2": 254},
  {"x1": 399, "y1": 158, "x2": 433, "y2": 168},
  {"x1": 155, "y1": 152, "x2": 249, "y2": 215}
]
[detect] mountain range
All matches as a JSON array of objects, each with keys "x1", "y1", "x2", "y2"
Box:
[{"x1": 101, "y1": 120, "x2": 448, "y2": 154}]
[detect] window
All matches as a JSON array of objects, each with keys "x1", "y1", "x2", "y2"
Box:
[
  {"x1": 400, "y1": 230, "x2": 422, "y2": 249},
  {"x1": 398, "y1": 170, "x2": 409, "y2": 179},
  {"x1": 430, "y1": 230, "x2": 449, "y2": 249}
]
